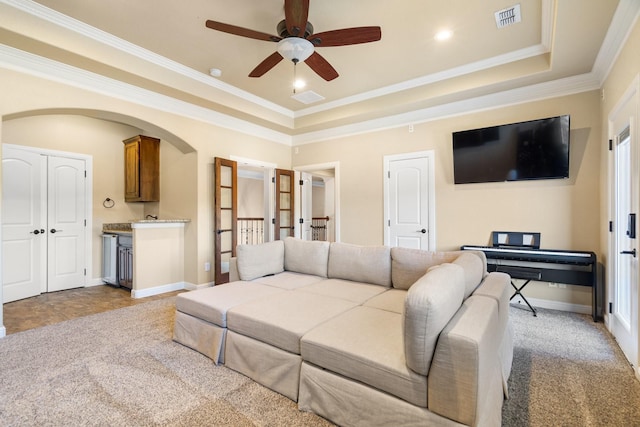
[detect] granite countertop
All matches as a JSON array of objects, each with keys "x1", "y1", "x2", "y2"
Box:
[{"x1": 103, "y1": 219, "x2": 190, "y2": 233}]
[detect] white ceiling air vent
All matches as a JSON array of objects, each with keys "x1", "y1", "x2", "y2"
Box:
[
  {"x1": 291, "y1": 90, "x2": 325, "y2": 104},
  {"x1": 494, "y1": 4, "x2": 521, "y2": 28}
]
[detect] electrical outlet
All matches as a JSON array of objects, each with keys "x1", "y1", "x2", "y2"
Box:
[
  {"x1": 549, "y1": 282, "x2": 558, "y2": 288},
  {"x1": 204, "y1": 262, "x2": 211, "y2": 272}
]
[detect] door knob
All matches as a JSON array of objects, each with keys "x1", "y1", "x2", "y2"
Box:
[
  {"x1": 50, "y1": 228, "x2": 63, "y2": 234},
  {"x1": 620, "y1": 249, "x2": 637, "y2": 257},
  {"x1": 416, "y1": 228, "x2": 426, "y2": 234},
  {"x1": 30, "y1": 229, "x2": 41, "y2": 235}
]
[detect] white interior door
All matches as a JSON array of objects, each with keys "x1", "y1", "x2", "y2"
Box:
[
  {"x1": 2, "y1": 146, "x2": 87, "y2": 302},
  {"x1": 1, "y1": 146, "x2": 45, "y2": 303},
  {"x1": 298, "y1": 172, "x2": 313, "y2": 240},
  {"x1": 47, "y1": 156, "x2": 86, "y2": 292},
  {"x1": 385, "y1": 152, "x2": 435, "y2": 250}
]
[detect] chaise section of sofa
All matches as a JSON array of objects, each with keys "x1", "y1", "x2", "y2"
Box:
[{"x1": 172, "y1": 237, "x2": 513, "y2": 426}]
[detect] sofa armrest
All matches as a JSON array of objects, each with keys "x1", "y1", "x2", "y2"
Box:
[
  {"x1": 229, "y1": 257, "x2": 239, "y2": 282},
  {"x1": 428, "y1": 295, "x2": 504, "y2": 427}
]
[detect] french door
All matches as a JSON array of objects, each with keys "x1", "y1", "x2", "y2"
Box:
[
  {"x1": 275, "y1": 169, "x2": 295, "y2": 240},
  {"x1": 214, "y1": 157, "x2": 237, "y2": 284},
  {"x1": 2, "y1": 145, "x2": 87, "y2": 303},
  {"x1": 213, "y1": 159, "x2": 295, "y2": 283},
  {"x1": 610, "y1": 78, "x2": 639, "y2": 369}
]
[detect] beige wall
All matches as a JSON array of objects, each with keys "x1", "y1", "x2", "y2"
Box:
[
  {"x1": 0, "y1": 68, "x2": 291, "y2": 289},
  {"x1": 133, "y1": 225, "x2": 184, "y2": 291},
  {"x1": 293, "y1": 91, "x2": 602, "y2": 308}
]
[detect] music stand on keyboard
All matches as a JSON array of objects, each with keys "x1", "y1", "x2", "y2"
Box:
[{"x1": 492, "y1": 231, "x2": 541, "y2": 316}]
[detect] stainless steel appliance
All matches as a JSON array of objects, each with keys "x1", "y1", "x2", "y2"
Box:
[
  {"x1": 102, "y1": 233, "x2": 133, "y2": 289},
  {"x1": 102, "y1": 234, "x2": 118, "y2": 285}
]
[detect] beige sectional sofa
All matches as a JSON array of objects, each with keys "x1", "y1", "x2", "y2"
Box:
[{"x1": 173, "y1": 237, "x2": 513, "y2": 426}]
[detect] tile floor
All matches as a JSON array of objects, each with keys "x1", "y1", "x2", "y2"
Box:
[{"x1": 3, "y1": 285, "x2": 184, "y2": 335}]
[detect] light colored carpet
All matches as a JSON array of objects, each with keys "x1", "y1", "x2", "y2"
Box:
[
  {"x1": 502, "y1": 304, "x2": 640, "y2": 426},
  {"x1": 1, "y1": 297, "x2": 639, "y2": 426},
  {"x1": 0, "y1": 298, "x2": 331, "y2": 426}
]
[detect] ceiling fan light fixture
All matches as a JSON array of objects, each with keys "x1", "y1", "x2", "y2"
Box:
[{"x1": 277, "y1": 37, "x2": 314, "y2": 63}]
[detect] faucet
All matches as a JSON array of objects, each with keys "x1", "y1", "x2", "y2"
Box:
[{"x1": 146, "y1": 215, "x2": 158, "y2": 220}]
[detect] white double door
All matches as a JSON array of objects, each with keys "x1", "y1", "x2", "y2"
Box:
[{"x1": 2, "y1": 145, "x2": 87, "y2": 303}]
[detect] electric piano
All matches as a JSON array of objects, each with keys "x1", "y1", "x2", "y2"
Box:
[{"x1": 461, "y1": 245, "x2": 600, "y2": 321}]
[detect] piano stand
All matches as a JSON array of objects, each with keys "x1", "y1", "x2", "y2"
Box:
[{"x1": 509, "y1": 279, "x2": 537, "y2": 316}]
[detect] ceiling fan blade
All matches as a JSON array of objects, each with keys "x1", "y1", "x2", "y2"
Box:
[
  {"x1": 308, "y1": 27, "x2": 382, "y2": 47},
  {"x1": 249, "y1": 52, "x2": 284, "y2": 77},
  {"x1": 284, "y1": 0, "x2": 309, "y2": 36},
  {"x1": 206, "y1": 20, "x2": 280, "y2": 42},
  {"x1": 305, "y1": 52, "x2": 339, "y2": 81}
]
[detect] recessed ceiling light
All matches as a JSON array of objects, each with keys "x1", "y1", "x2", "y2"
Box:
[
  {"x1": 434, "y1": 30, "x2": 452, "y2": 41},
  {"x1": 209, "y1": 68, "x2": 222, "y2": 77}
]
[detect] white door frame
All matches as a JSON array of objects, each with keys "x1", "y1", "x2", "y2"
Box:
[
  {"x1": 294, "y1": 162, "x2": 340, "y2": 242},
  {"x1": 2, "y1": 143, "x2": 93, "y2": 289},
  {"x1": 383, "y1": 150, "x2": 436, "y2": 249},
  {"x1": 607, "y1": 74, "x2": 640, "y2": 378}
]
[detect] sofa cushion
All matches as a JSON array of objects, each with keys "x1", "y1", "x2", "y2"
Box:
[
  {"x1": 175, "y1": 282, "x2": 284, "y2": 327},
  {"x1": 227, "y1": 291, "x2": 358, "y2": 354},
  {"x1": 328, "y1": 242, "x2": 391, "y2": 287},
  {"x1": 284, "y1": 237, "x2": 330, "y2": 277},
  {"x1": 452, "y1": 252, "x2": 485, "y2": 298},
  {"x1": 296, "y1": 279, "x2": 387, "y2": 304},
  {"x1": 391, "y1": 247, "x2": 461, "y2": 290},
  {"x1": 363, "y1": 289, "x2": 407, "y2": 314},
  {"x1": 236, "y1": 240, "x2": 284, "y2": 281},
  {"x1": 301, "y1": 306, "x2": 428, "y2": 407},
  {"x1": 252, "y1": 271, "x2": 326, "y2": 290},
  {"x1": 403, "y1": 263, "x2": 465, "y2": 376}
]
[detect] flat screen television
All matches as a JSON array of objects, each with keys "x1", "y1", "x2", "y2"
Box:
[{"x1": 452, "y1": 115, "x2": 570, "y2": 184}]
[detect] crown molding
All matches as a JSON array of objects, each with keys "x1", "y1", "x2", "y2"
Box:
[
  {"x1": 5, "y1": 0, "x2": 558, "y2": 122},
  {"x1": 0, "y1": 44, "x2": 292, "y2": 145},
  {"x1": 292, "y1": 72, "x2": 601, "y2": 145},
  {"x1": 0, "y1": 0, "x2": 294, "y2": 119},
  {"x1": 1, "y1": 0, "x2": 636, "y2": 147},
  {"x1": 294, "y1": 44, "x2": 550, "y2": 119},
  {"x1": 592, "y1": 0, "x2": 640, "y2": 84},
  {"x1": 295, "y1": 0, "x2": 556, "y2": 118}
]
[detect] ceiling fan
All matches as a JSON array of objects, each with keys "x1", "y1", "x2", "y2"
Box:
[{"x1": 205, "y1": 0, "x2": 382, "y2": 81}]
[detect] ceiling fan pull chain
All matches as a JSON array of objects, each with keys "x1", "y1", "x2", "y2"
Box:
[{"x1": 293, "y1": 61, "x2": 298, "y2": 94}]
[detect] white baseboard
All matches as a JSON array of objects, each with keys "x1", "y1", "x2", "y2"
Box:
[
  {"x1": 131, "y1": 282, "x2": 186, "y2": 299},
  {"x1": 510, "y1": 295, "x2": 592, "y2": 315},
  {"x1": 185, "y1": 281, "x2": 213, "y2": 290},
  {"x1": 88, "y1": 280, "x2": 212, "y2": 294}
]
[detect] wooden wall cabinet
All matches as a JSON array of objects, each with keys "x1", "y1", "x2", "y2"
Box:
[{"x1": 123, "y1": 135, "x2": 160, "y2": 202}]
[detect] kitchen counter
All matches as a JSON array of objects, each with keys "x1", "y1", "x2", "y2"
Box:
[
  {"x1": 101, "y1": 219, "x2": 189, "y2": 298},
  {"x1": 103, "y1": 219, "x2": 190, "y2": 233}
]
